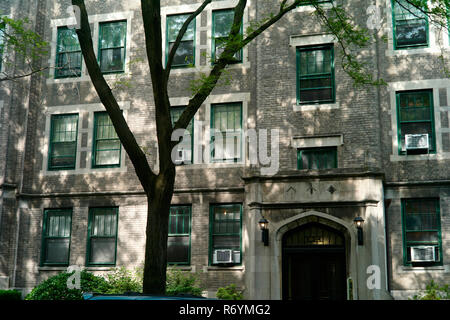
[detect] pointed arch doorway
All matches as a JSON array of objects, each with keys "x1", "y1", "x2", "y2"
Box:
[{"x1": 282, "y1": 222, "x2": 347, "y2": 300}]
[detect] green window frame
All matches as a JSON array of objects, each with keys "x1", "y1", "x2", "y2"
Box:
[
  {"x1": 170, "y1": 106, "x2": 194, "y2": 165},
  {"x1": 98, "y1": 20, "x2": 127, "y2": 74},
  {"x1": 297, "y1": 45, "x2": 335, "y2": 104},
  {"x1": 211, "y1": 102, "x2": 242, "y2": 163},
  {"x1": 392, "y1": 0, "x2": 429, "y2": 49},
  {"x1": 168, "y1": 205, "x2": 192, "y2": 265},
  {"x1": 212, "y1": 9, "x2": 243, "y2": 64},
  {"x1": 41, "y1": 209, "x2": 72, "y2": 266},
  {"x1": 92, "y1": 112, "x2": 121, "y2": 168},
  {"x1": 166, "y1": 14, "x2": 195, "y2": 67},
  {"x1": 55, "y1": 27, "x2": 82, "y2": 78},
  {"x1": 209, "y1": 203, "x2": 242, "y2": 266},
  {"x1": 297, "y1": 147, "x2": 337, "y2": 170},
  {"x1": 48, "y1": 114, "x2": 78, "y2": 170},
  {"x1": 396, "y1": 90, "x2": 436, "y2": 155},
  {"x1": 401, "y1": 198, "x2": 442, "y2": 266},
  {"x1": 86, "y1": 207, "x2": 119, "y2": 266}
]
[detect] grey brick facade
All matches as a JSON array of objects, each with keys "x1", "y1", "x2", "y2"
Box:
[{"x1": 0, "y1": 0, "x2": 449, "y2": 300}]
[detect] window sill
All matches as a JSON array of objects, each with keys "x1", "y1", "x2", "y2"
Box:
[
  {"x1": 293, "y1": 102, "x2": 339, "y2": 112},
  {"x1": 390, "y1": 153, "x2": 438, "y2": 162},
  {"x1": 38, "y1": 266, "x2": 68, "y2": 271},
  {"x1": 385, "y1": 46, "x2": 444, "y2": 57},
  {"x1": 206, "y1": 265, "x2": 244, "y2": 271},
  {"x1": 398, "y1": 265, "x2": 449, "y2": 273}
]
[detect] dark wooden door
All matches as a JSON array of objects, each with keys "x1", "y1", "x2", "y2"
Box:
[{"x1": 283, "y1": 249, "x2": 346, "y2": 300}]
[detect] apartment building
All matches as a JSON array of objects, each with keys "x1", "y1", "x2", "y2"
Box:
[{"x1": 0, "y1": 0, "x2": 449, "y2": 300}]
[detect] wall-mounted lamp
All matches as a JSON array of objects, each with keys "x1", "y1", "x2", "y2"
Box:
[
  {"x1": 258, "y1": 218, "x2": 269, "y2": 246},
  {"x1": 353, "y1": 216, "x2": 364, "y2": 246}
]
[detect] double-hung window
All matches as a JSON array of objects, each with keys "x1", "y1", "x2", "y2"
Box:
[
  {"x1": 392, "y1": 0, "x2": 429, "y2": 49},
  {"x1": 210, "y1": 204, "x2": 242, "y2": 265},
  {"x1": 41, "y1": 209, "x2": 72, "y2": 266},
  {"x1": 48, "y1": 114, "x2": 78, "y2": 170},
  {"x1": 298, "y1": 147, "x2": 337, "y2": 170},
  {"x1": 402, "y1": 198, "x2": 442, "y2": 266},
  {"x1": 396, "y1": 90, "x2": 435, "y2": 154},
  {"x1": 212, "y1": 9, "x2": 243, "y2": 63},
  {"x1": 55, "y1": 27, "x2": 82, "y2": 78},
  {"x1": 87, "y1": 207, "x2": 119, "y2": 266},
  {"x1": 170, "y1": 106, "x2": 193, "y2": 164},
  {"x1": 167, "y1": 206, "x2": 191, "y2": 265},
  {"x1": 92, "y1": 112, "x2": 121, "y2": 168},
  {"x1": 211, "y1": 102, "x2": 242, "y2": 163},
  {"x1": 99, "y1": 21, "x2": 127, "y2": 73},
  {"x1": 166, "y1": 14, "x2": 195, "y2": 67},
  {"x1": 297, "y1": 45, "x2": 334, "y2": 104}
]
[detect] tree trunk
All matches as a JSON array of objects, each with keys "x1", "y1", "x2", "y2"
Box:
[{"x1": 142, "y1": 170, "x2": 176, "y2": 294}]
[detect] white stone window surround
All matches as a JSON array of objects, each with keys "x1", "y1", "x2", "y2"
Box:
[
  {"x1": 161, "y1": 0, "x2": 251, "y2": 75},
  {"x1": 170, "y1": 92, "x2": 250, "y2": 167},
  {"x1": 385, "y1": 0, "x2": 450, "y2": 57},
  {"x1": 40, "y1": 101, "x2": 130, "y2": 176},
  {"x1": 289, "y1": 33, "x2": 340, "y2": 112},
  {"x1": 291, "y1": 134, "x2": 343, "y2": 149},
  {"x1": 388, "y1": 78, "x2": 450, "y2": 162},
  {"x1": 47, "y1": 11, "x2": 134, "y2": 84}
]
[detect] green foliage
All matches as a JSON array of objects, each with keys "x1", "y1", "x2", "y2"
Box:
[
  {"x1": 104, "y1": 266, "x2": 143, "y2": 294},
  {"x1": 216, "y1": 284, "x2": 244, "y2": 300},
  {"x1": 412, "y1": 280, "x2": 450, "y2": 300},
  {"x1": 165, "y1": 269, "x2": 204, "y2": 297},
  {"x1": 0, "y1": 289, "x2": 22, "y2": 300},
  {"x1": 25, "y1": 270, "x2": 111, "y2": 300},
  {"x1": 0, "y1": 15, "x2": 48, "y2": 67}
]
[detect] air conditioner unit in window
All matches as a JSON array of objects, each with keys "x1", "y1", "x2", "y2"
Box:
[
  {"x1": 213, "y1": 249, "x2": 240, "y2": 264},
  {"x1": 410, "y1": 246, "x2": 436, "y2": 262},
  {"x1": 405, "y1": 134, "x2": 429, "y2": 151}
]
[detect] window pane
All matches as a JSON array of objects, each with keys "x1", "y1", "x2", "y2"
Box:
[
  {"x1": 56, "y1": 28, "x2": 81, "y2": 78},
  {"x1": 100, "y1": 22, "x2": 126, "y2": 48},
  {"x1": 299, "y1": 88, "x2": 333, "y2": 103},
  {"x1": 89, "y1": 238, "x2": 115, "y2": 264},
  {"x1": 405, "y1": 231, "x2": 439, "y2": 242},
  {"x1": 167, "y1": 236, "x2": 189, "y2": 263},
  {"x1": 169, "y1": 41, "x2": 194, "y2": 66},
  {"x1": 100, "y1": 48, "x2": 125, "y2": 72},
  {"x1": 214, "y1": 10, "x2": 234, "y2": 37},
  {"x1": 212, "y1": 235, "x2": 240, "y2": 249},
  {"x1": 45, "y1": 239, "x2": 70, "y2": 264},
  {"x1": 299, "y1": 148, "x2": 337, "y2": 169},
  {"x1": 167, "y1": 14, "x2": 195, "y2": 42},
  {"x1": 394, "y1": 0, "x2": 428, "y2": 47}
]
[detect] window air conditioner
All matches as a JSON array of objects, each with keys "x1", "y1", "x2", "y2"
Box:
[
  {"x1": 405, "y1": 134, "x2": 429, "y2": 151},
  {"x1": 410, "y1": 246, "x2": 436, "y2": 262},
  {"x1": 213, "y1": 249, "x2": 240, "y2": 264}
]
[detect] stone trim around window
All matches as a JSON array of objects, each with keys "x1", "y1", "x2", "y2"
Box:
[
  {"x1": 161, "y1": 0, "x2": 250, "y2": 75},
  {"x1": 47, "y1": 11, "x2": 134, "y2": 84},
  {"x1": 40, "y1": 101, "x2": 130, "y2": 175},
  {"x1": 389, "y1": 79, "x2": 450, "y2": 161},
  {"x1": 385, "y1": 0, "x2": 449, "y2": 57}
]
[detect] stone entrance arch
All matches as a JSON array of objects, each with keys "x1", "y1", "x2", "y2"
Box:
[{"x1": 270, "y1": 211, "x2": 359, "y2": 300}]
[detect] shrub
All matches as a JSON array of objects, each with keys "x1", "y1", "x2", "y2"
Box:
[
  {"x1": 166, "y1": 269, "x2": 204, "y2": 297},
  {"x1": 104, "y1": 267, "x2": 142, "y2": 294},
  {"x1": 25, "y1": 270, "x2": 111, "y2": 300},
  {"x1": 0, "y1": 289, "x2": 22, "y2": 300},
  {"x1": 216, "y1": 284, "x2": 244, "y2": 300},
  {"x1": 413, "y1": 280, "x2": 450, "y2": 300}
]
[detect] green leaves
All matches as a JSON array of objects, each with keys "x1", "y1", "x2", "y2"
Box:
[{"x1": 216, "y1": 284, "x2": 244, "y2": 300}]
